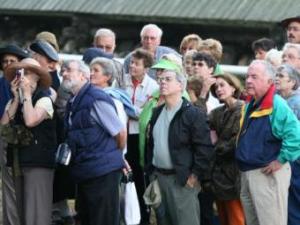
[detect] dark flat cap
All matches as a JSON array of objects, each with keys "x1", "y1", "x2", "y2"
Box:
[
  {"x1": 0, "y1": 44, "x2": 28, "y2": 60},
  {"x1": 82, "y1": 47, "x2": 113, "y2": 64},
  {"x1": 30, "y1": 40, "x2": 59, "y2": 62},
  {"x1": 281, "y1": 16, "x2": 300, "y2": 27}
]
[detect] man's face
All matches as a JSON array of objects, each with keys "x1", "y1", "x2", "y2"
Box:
[
  {"x1": 246, "y1": 62, "x2": 272, "y2": 99},
  {"x1": 287, "y1": 21, "x2": 300, "y2": 43},
  {"x1": 32, "y1": 52, "x2": 53, "y2": 70},
  {"x1": 282, "y1": 47, "x2": 300, "y2": 69},
  {"x1": 141, "y1": 28, "x2": 161, "y2": 53},
  {"x1": 1, "y1": 54, "x2": 19, "y2": 70},
  {"x1": 94, "y1": 35, "x2": 116, "y2": 54},
  {"x1": 61, "y1": 61, "x2": 84, "y2": 91},
  {"x1": 157, "y1": 70, "x2": 182, "y2": 97},
  {"x1": 192, "y1": 60, "x2": 214, "y2": 79}
]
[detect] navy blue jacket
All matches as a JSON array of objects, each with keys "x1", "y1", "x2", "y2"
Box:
[{"x1": 65, "y1": 83, "x2": 124, "y2": 182}]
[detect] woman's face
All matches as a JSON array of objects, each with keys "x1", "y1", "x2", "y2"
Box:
[
  {"x1": 214, "y1": 77, "x2": 236, "y2": 101},
  {"x1": 90, "y1": 63, "x2": 110, "y2": 88},
  {"x1": 275, "y1": 71, "x2": 295, "y2": 93},
  {"x1": 24, "y1": 70, "x2": 39, "y2": 93},
  {"x1": 183, "y1": 57, "x2": 193, "y2": 76},
  {"x1": 129, "y1": 57, "x2": 147, "y2": 80}
]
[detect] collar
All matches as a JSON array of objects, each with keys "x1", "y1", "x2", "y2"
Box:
[{"x1": 246, "y1": 84, "x2": 276, "y2": 118}]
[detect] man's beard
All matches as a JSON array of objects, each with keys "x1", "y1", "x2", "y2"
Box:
[{"x1": 61, "y1": 79, "x2": 78, "y2": 91}]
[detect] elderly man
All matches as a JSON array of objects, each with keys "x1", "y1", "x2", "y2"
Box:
[
  {"x1": 123, "y1": 24, "x2": 178, "y2": 79},
  {"x1": 146, "y1": 59, "x2": 213, "y2": 225},
  {"x1": 236, "y1": 60, "x2": 300, "y2": 225},
  {"x1": 93, "y1": 28, "x2": 116, "y2": 54},
  {"x1": 281, "y1": 16, "x2": 300, "y2": 44},
  {"x1": 282, "y1": 43, "x2": 300, "y2": 71},
  {"x1": 62, "y1": 60, "x2": 126, "y2": 225}
]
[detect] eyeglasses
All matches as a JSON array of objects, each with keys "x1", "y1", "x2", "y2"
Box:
[
  {"x1": 157, "y1": 76, "x2": 176, "y2": 83},
  {"x1": 192, "y1": 61, "x2": 205, "y2": 67}
]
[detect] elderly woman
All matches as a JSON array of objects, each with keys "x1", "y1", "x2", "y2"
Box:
[
  {"x1": 89, "y1": 57, "x2": 136, "y2": 155},
  {"x1": 209, "y1": 73, "x2": 245, "y2": 225},
  {"x1": 275, "y1": 64, "x2": 300, "y2": 225},
  {"x1": 1, "y1": 58, "x2": 56, "y2": 225}
]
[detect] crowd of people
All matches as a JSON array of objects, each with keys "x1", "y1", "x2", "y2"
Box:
[{"x1": 0, "y1": 14, "x2": 300, "y2": 225}]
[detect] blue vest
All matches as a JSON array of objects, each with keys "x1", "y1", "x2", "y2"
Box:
[{"x1": 66, "y1": 84, "x2": 124, "y2": 182}]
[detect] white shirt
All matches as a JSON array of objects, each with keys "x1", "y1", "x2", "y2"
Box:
[{"x1": 123, "y1": 73, "x2": 159, "y2": 134}]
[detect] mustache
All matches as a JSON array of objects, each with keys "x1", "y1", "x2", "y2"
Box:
[{"x1": 289, "y1": 34, "x2": 295, "y2": 39}]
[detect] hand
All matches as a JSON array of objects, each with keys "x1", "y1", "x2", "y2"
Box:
[
  {"x1": 186, "y1": 173, "x2": 199, "y2": 188},
  {"x1": 261, "y1": 160, "x2": 283, "y2": 175},
  {"x1": 19, "y1": 76, "x2": 32, "y2": 97},
  {"x1": 122, "y1": 159, "x2": 132, "y2": 175},
  {"x1": 10, "y1": 77, "x2": 20, "y2": 98},
  {"x1": 200, "y1": 77, "x2": 216, "y2": 98},
  {"x1": 187, "y1": 89, "x2": 197, "y2": 103}
]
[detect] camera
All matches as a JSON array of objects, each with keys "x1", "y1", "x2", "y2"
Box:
[
  {"x1": 15, "y1": 68, "x2": 24, "y2": 80},
  {"x1": 55, "y1": 143, "x2": 72, "y2": 165}
]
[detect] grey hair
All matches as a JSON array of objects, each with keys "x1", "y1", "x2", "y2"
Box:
[
  {"x1": 140, "y1": 24, "x2": 163, "y2": 38},
  {"x1": 68, "y1": 60, "x2": 90, "y2": 80},
  {"x1": 94, "y1": 28, "x2": 116, "y2": 40},
  {"x1": 265, "y1": 49, "x2": 282, "y2": 67},
  {"x1": 90, "y1": 57, "x2": 116, "y2": 86},
  {"x1": 163, "y1": 70, "x2": 187, "y2": 92},
  {"x1": 251, "y1": 59, "x2": 276, "y2": 80},
  {"x1": 277, "y1": 64, "x2": 300, "y2": 90},
  {"x1": 175, "y1": 71, "x2": 187, "y2": 92},
  {"x1": 282, "y1": 43, "x2": 300, "y2": 57}
]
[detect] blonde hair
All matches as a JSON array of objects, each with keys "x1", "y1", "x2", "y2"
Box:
[
  {"x1": 179, "y1": 34, "x2": 202, "y2": 54},
  {"x1": 198, "y1": 38, "x2": 223, "y2": 62}
]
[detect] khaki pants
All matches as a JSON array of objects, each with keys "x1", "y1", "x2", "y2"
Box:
[{"x1": 240, "y1": 163, "x2": 291, "y2": 225}]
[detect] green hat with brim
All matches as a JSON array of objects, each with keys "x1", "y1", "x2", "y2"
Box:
[{"x1": 151, "y1": 59, "x2": 181, "y2": 73}]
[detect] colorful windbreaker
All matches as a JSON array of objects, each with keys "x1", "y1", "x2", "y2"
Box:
[{"x1": 236, "y1": 85, "x2": 300, "y2": 171}]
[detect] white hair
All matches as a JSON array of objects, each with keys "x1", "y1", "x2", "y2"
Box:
[
  {"x1": 282, "y1": 43, "x2": 300, "y2": 57},
  {"x1": 250, "y1": 59, "x2": 276, "y2": 80},
  {"x1": 265, "y1": 49, "x2": 282, "y2": 67},
  {"x1": 140, "y1": 24, "x2": 163, "y2": 38},
  {"x1": 94, "y1": 28, "x2": 116, "y2": 40}
]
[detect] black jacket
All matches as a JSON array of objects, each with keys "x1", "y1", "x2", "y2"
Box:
[{"x1": 145, "y1": 98, "x2": 214, "y2": 186}]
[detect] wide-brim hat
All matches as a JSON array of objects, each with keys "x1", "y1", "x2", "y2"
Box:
[
  {"x1": 30, "y1": 40, "x2": 59, "y2": 62},
  {"x1": 4, "y1": 58, "x2": 52, "y2": 89},
  {"x1": 36, "y1": 31, "x2": 60, "y2": 51},
  {"x1": 0, "y1": 44, "x2": 29, "y2": 66},
  {"x1": 281, "y1": 16, "x2": 300, "y2": 27},
  {"x1": 210, "y1": 73, "x2": 243, "y2": 99}
]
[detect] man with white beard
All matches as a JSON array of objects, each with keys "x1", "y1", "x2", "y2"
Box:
[{"x1": 58, "y1": 60, "x2": 126, "y2": 225}]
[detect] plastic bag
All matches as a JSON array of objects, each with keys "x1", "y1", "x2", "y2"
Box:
[{"x1": 120, "y1": 172, "x2": 141, "y2": 225}]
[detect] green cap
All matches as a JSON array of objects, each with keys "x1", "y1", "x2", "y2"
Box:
[{"x1": 151, "y1": 59, "x2": 181, "y2": 73}]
